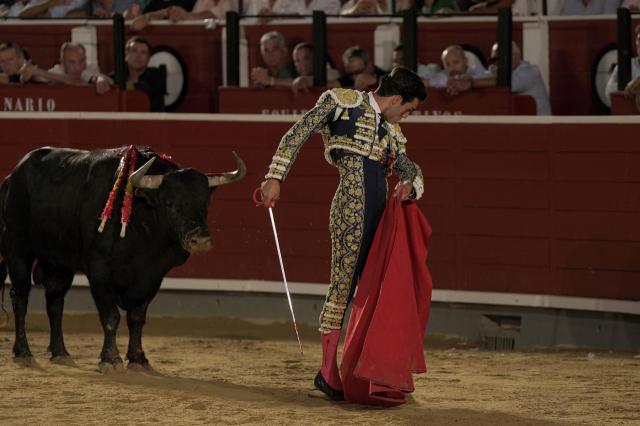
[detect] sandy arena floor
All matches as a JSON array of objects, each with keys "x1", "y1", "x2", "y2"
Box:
[{"x1": 0, "y1": 313, "x2": 638, "y2": 426}]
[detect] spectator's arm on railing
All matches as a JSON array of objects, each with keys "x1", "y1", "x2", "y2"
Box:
[
  {"x1": 625, "y1": 76, "x2": 640, "y2": 99},
  {"x1": 17, "y1": 0, "x2": 66, "y2": 17},
  {"x1": 131, "y1": 9, "x2": 169, "y2": 31}
]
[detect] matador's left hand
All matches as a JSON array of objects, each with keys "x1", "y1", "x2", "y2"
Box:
[{"x1": 394, "y1": 181, "x2": 413, "y2": 201}]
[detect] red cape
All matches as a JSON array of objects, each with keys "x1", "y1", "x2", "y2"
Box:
[{"x1": 340, "y1": 196, "x2": 433, "y2": 406}]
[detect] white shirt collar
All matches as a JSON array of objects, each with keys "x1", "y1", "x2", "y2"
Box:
[{"x1": 367, "y1": 91, "x2": 381, "y2": 115}]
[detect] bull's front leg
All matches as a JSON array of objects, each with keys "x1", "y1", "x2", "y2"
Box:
[
  {"x1": 88, "y1": 282, "x2": 124, "y2": 372},
  {"x1": 126, "y1": 301, "x2": 151, "y2": 370}
]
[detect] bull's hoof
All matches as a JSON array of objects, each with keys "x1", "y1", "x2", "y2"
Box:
[
  {"x1": 51, "y1": 355, "x2": 76, "y2": 367},
  {"x1": 98, "y1": 358, "x2": 125, "y2": 374},
  {"x1": 13, "y1": 355, "x2": 37, "y2": 367},
  {"x1": 127, "y1": 361, "x2": 156, "y2": 374}
]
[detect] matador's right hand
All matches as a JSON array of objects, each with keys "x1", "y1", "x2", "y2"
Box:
[{"x1": 260, "y1": 179, "x2": 281, "y2": 208}]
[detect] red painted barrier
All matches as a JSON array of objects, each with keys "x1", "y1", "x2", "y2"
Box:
[
  {"x1": 218, "y1": 87, "x2": 536, "y2": 115},
  {"x1": 0, "y1": 85, "x2": 149, "y2": 112},
  {"x1": 1, "y1": 115, "x2": 639, "y2": 302}
]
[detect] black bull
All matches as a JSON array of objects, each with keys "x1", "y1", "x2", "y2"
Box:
[{"x1": 0, "y1": 146, "x2": 245, "y2": 369}]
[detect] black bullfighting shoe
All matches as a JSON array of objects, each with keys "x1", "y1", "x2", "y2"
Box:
[{"x1": 314, "y1": 371, "x2": 345, "y2": 401}]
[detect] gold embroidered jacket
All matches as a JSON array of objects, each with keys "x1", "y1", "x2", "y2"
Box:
[{"x1": 265, "y1": 88, "x2": 424, "y2": 199}]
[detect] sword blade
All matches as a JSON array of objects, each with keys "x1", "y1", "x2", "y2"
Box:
[{"x1": 268, "y1": 207, "x2": 304, "y2": 356}]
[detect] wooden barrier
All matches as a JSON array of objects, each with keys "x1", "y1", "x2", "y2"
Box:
[
  {"x1": 548, "y1": 18, "x2": 640, "y2": 115},
  {"x1": 1, "y1": 114, "x2": 639, "y2": 302},
  {"x1": 0, "y1": 85, "x2": 149, "y2": 112},
  {"x1": 218, "y1": 86, "x2": 537, "y2": 115},
  {"x1": 610, "y1": 92, "x2": 640, "y2": 115}
]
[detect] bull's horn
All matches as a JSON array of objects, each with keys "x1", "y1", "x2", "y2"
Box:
[
  {"x1": 129, "y1": 157, "x2": 164, "y2": 189},
  {"x1": 207, "y1": 152, "x2": 247, "y2": 187}
]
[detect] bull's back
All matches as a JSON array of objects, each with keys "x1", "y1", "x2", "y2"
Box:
[{"x1": 3, "y1": 147, "x2": 116, "y2": 268}]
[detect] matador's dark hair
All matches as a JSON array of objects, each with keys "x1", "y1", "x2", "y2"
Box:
[{"x1": 375, "y1": 66, "x2": 426, "y2": 103}]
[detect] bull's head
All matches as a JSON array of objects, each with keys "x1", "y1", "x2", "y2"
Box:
[{"x1": 129, "y1": 152, "x2": 246, "y2": 253}]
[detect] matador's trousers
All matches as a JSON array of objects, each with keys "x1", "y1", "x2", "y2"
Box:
[{"x1": 319, "y1": 152, "x2": 387, "y2": 333}]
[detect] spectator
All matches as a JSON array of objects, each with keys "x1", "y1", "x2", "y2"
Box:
[
  {"x1": 605, "y1": 24, "x2": 640, "y2": 107},
  {"x1": 112, "y1": 0, "x2": 151, "y2": 16},
  {"x1": 9, "y1": 0, "x2": 88, "y2": 17},
  {"x1": 341, "y1": 0, "x2": 389, "y2": 15},
  {"x1": 244, "y1": 0, "x2": 341, "y2": 15},
  {"x1": 250, "y1": 31, "x2": 297, "y2": 87},
  {"x1": 95, "y1": 36, "x2": 166, "y2": 112},
  {"x1": 421, "y1": 0, "x2": 459, "y2": 14},
  {"x1": 488, "y1": 41, "x2": 550, "y2": 114},
  {"x1": 392, "y1": 44, "x2": 442, "y2": 81},
  {"x1": 552, "y1": 0, "x2": 620, "y2": 15},
  {"x1": 0, "y1": 42, "x2": 30, "y2": 84},
  {"x1": 131, "y1": 0, "x2": 233, "y2": 30},
  {"x1": 462, "y1": 0, "x2": 515, "y2": 13},
  {"x1": 16, "y1": 42, "x2": 101, "y2": 85},
  {"x1": 265, "y1": 42, "x2": 340, "y2": 93},
  {"x1": 50, "y1": 43, "x2": 100, "y2": 84},
  {"x1": 338, "y1": 45, "x2": 387, "y2": 90},
  {"x1": 428, "y1": 44, "x2": 488, "y2": 92}
]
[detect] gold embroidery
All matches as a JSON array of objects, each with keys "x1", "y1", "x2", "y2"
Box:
[
  {"x1": 328, "y1": 88, "x2": 363, "y2": 108},
  {"x1": 319, "y1": 155, "x2": 365, "y2": 333}
]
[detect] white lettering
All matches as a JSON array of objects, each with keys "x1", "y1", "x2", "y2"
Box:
[
  {"x1": 418, "y1": 110, "x2": 464, "y2": 116},
  {"x1": 1, "y1": 97, "x2": 56, "y2": 112}
]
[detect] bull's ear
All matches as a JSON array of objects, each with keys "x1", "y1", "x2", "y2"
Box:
[{"x1": 134, "y1": 188, "x2": 159, "y2": 207}]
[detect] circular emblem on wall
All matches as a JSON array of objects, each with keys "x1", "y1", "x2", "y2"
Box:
[
  {"x1": 592, "y1": 43, "x2": 617, "y2": 110},
  {"x1": 149, "y1": 45, "x2": 188, "y2": 112}
]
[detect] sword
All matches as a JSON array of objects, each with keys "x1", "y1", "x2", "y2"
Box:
[{"x1": 253, "y1": 188, "x2": 303, "y2": 356}]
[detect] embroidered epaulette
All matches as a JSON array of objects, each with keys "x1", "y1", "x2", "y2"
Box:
[
  {"x1": 325, "y1": 88, "x2": 364, "y2": 108},
  {"x1": 386, "y1": 122, "x2": 407, "y2": 144}
]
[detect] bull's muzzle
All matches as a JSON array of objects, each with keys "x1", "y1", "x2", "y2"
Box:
[{"x1": 183, "y1": 229, "x2": 213, "y2": 253}]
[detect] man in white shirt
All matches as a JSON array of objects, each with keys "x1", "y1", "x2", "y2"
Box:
[
  {"x1": 10, "y1": 42, "x2": 101, "y2": 86},
  {"x1": 427, "y1": 45, "x2": 488, "y2": 94},
  {"x1": 443, "y1": 41, "x2": 551, "y2": 115},
  {"x1": 487, "y1": 42, "x2": 551, "y2": 115},
  {"x1": 48, "y1": 42, "x2": 100, "y2": 84}
]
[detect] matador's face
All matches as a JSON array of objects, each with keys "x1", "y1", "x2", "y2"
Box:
[{"x1": 384, "y1": 97, "x2": 420, "y2": 123}]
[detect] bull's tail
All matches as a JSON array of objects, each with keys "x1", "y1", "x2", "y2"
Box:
[
  {"x1": 0, "y1": 256, "x2": 7, "y2": 328},
  {"x1": 0, "y1": 180, "x2": 8, "y2": 327}
]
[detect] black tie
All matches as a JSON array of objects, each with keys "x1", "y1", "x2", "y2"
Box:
[{"x1": 377, "y1": 113, "x2": 387, "y2": 141}]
